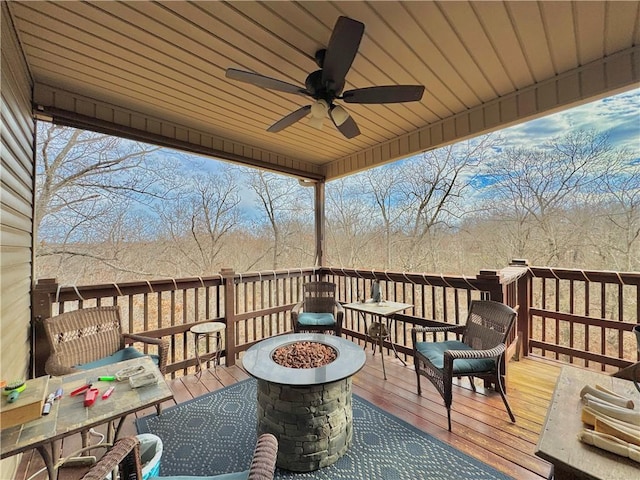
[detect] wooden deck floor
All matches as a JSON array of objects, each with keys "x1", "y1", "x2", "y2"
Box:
[{"x1": 16, "y1": 350, "x2": 561, "y2": 480}]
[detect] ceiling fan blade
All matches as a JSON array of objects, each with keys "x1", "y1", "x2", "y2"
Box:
[
  {"x1": 342, "y1": 85, "x2": 425, "y2": 104},
  {"x1": 226, "y1": 68, "x2": 308, "y2": 95},
  {"x1": 330, "y1": 113, "x2": 360, "y2": 139},
  {"x1": 267, "y1": 105, "x2": 312, "y2": 132},
  {"x1": 321, "y1": 17, "x2": 365, "y2": 93}
]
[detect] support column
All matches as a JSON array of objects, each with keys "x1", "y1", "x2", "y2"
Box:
[
  {"x1": 31, "y1": 278, "x2": 58, "y2": 377},
  {"x1": 476, "y1": 270, "x2": 504, "y2": 302},
  {"x1": 314, "y1": 181, "x2": 325, "y2": 267},
  {"x1": 511, "y1": 259, "x2": 532, "y2": 359}
]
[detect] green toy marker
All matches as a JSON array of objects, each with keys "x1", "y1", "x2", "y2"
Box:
[{"x1": 98, "y1": 376, "x2": 116, "y2": 382}]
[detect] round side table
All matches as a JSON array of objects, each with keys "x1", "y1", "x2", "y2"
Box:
[{"x1": 190, "y1": 322, "x2": 226, "y2": 378}]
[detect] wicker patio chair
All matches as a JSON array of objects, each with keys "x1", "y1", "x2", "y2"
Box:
[
  {"x1": 81, "y1": 434, "x2": 279, "y2": 480},
  {"x1": 291, "y1": 281, "x2": 344, "y2": 337},
  {"x1": 43, "y1": 306, "x2": 169, "y2": 376},
  {"x1": 411, "y1": 300, "x2": 517, "y2": 431}
]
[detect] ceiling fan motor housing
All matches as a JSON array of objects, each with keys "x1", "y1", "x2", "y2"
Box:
[
  {"x1": 306, "y1": 47, "x2": 346, "y2": 100},
  {"x1": 225, "y1": 16, "x2": 424, "y2": 139},
  {"x1": 305, "y1": 69, "x2": 343, "y2": 102}
]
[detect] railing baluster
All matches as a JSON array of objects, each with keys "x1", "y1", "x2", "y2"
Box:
[
  {"x1": 35, "y1": 265, "x2": 637, "y2": 379},
  {"x1": 618, "y1": 283, "x2": 624, "y2": 360},
  {"x1": 600, "y1": 282, "x2": 606, "y2": 371},
  {"x1": 569, "y1": 280, "x2": 575, "y2": 364}
]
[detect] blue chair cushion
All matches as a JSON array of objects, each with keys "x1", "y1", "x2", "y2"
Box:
[
  {"x1": 415, "y1": 340, "x2": 495, "y2": 374},
  {"x1": 76, "y1": 347, "x2": 159, "y2": 370},
  {"x1": 297, "y1": 312, "x2": 336, "y2": 327},
  {"x1": 150, "y1": 472, "x2": 249, "y2": 480}
]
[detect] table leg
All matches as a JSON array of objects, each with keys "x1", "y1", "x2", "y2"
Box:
[
  {"x1": 387, "y1": 317, "x2": 407, "y2": 366},
  {"x1": 379, "y1": 330, "x2": 387, "y2": 380},
  {"x1": 107, "y1": 419, "x2": 115, "y2": 443},
  {"x1": 36, "y1": 444, "x2": 57, "y2": 480},
  {"x1": 214, "y1": 331, "x2": 222, "y2": 371},
  {"x1": 113, "y1": 416, "x2": 127, "y2": 440},
  {"x1": 193, "y1": 332, "x2": 203, "y2": 379}
]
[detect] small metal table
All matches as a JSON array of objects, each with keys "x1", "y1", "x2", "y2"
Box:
[
  {"x1": 343, "y1": 300, "x2": 413, "y2": 380},
  {"x1": 191, "y1": 322, "x2": 225, "y2": 378}
]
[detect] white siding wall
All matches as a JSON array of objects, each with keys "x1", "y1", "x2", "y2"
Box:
[{"x1": 1, "y1": 2, "x2": 35, "y2": 477}]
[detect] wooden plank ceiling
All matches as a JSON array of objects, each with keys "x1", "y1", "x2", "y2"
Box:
[{"x1": 6, "y1": 1, "x2": 640, "y2": 180}]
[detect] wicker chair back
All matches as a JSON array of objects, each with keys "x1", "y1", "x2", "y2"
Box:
[
  {"x1": 303, "y1": 281, "x2": 337, "y2": 313},
  {"x1": 43, "y1": 306, "x2": 125, "y2": 370},
  {"x1": 462, "y1": 300, "x2": 515, "y2": 351}
]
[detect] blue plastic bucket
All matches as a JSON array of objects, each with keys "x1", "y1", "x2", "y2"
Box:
[{"x1": 136, "y1": 433, "x2": 163, "y2": 480}]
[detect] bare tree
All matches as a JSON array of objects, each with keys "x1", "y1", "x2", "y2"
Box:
[
  {"x1": 396, "y1": 138, "x2": 491, "y2": 271},
  {"x1": 484, "y1": 131, "x2": 611, "y2": 265},
  {"x1": 246, "y1": 170, "x2": 313, "y2": 270},
  {"x1": 325, "y1": 177, "x2": 376, "y2": 268},
  {"x1": 360, "y1": 165, "x2": 407, "y2": 269},
  {"x1": 592, "y1": 150, "x2": 640, "y2": 270},
  {"x1": 155, "y1": 165, "x2": 242, "y2": 275},
  {"x1": 35, "y1": 122, "x2": 164, "y2": 278}
]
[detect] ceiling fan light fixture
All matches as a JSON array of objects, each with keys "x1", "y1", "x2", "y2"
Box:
[
  {"x1": 310, "y1": 99, "x2": 329, "y2": 118},
  {"x1": 330, "y1": 104, "x2": 349, "y2": 126},
  {"x1": 308, "y1": 99, "x2": 329, "y2": 129},
  {"x1": 308, "y1": 116, "x2": 325, "y2": 130}
]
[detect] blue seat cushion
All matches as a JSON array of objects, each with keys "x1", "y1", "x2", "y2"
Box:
[
  {"x1": 76, "y1": 347, "x2": 159, "y2": 370},
  {"x1": 150, "y1": 472, "x2": 248, "y2": 480},
  {"x1": 415, "y1": 340, "x2": 495, "y2": 374},
  {"x1": 297, "y1": 312, "x2": 336, "y2": 327}
]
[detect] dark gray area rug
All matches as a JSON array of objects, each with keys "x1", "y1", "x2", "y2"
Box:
[{"x1": 136, "y1": 379, "x2": 513, "y2": 479}]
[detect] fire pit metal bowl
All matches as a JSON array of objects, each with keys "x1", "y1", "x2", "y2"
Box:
[{"x1": 242, "y1": 333, "x2": 366, "y2": 472}]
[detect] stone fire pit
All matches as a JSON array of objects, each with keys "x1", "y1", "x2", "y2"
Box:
[{"x1": 242, "y1": 333, "x2": 366, "y2": 472}]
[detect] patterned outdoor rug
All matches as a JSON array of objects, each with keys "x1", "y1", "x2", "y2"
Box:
[{"x1": 136, "y1": 379, "x2": 513, "y2": 480}]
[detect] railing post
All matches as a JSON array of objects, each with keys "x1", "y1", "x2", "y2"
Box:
[
  {"x1": 220, "y1": 268, "x2": 237, "y2": 367},
  {"x1": 511, "y1": 259, "x2": 531, "y2": 359},
  {"x1": 31, "y1": 278, "x2": 58, "y2": 377},
  {"x1": 476, "y1": 270, "x2": 504, "y2": 302}
]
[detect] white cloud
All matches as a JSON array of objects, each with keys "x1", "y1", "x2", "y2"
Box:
[{"x1": 501, "y1": 89, "x2": 640, "y2": 152}]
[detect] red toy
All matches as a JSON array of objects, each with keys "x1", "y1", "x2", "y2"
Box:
[
  {"x1": 83, "y1": 388, "x2": 99, "y2": 407},
  {"x1": 70, "y1": 383, "x2": 92, "y2": 396}
]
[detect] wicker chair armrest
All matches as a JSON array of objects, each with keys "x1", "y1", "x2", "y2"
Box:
[
  {"x1": 411, "y1": 323, "x2": 465, "y2": 343},
  {"x1": 444, "y1": 343, "x2": 506, "y2": 361},
  {"x1": 442, "y1": 344, "x2": 505, "y2": 376},
  {"x1": 123, "y1": 333, "x2": 169, "y2": 375},
  {"x1": 81, "y1": 437, "x2": 141, "y2": 480},
  {"x1": 44, "y1": 355, "x2": 77, "y2": 376},
  {"x1": 291, "y1": 301, "x2": 303, "y2": 318},
  {"x1": 334, "y1": 301, "x2": 344, "y2": 318},
  {"x1": 248, "y1": 433, "x2": 279, "y2": 480},
  {"x1": 412, "y1": 324, "x2": 464, "y2": 334}
]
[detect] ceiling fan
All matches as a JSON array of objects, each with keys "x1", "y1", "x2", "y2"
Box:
[{"x1": 225, "y1": 16, "x2": 425, "y2": 139}]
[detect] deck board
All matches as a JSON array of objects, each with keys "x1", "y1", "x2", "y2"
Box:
[{"x1": 16, "y1": 353, "x2": 561, "y2": 480}]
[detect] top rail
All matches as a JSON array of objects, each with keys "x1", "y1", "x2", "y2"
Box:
[{"x1": 32, "y1": 262, "x2": 638, "y2": 378}]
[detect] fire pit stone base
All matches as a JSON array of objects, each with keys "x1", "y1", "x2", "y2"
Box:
[{"x1": 257, "y1": 377, "x2": 352, "y2": 471}]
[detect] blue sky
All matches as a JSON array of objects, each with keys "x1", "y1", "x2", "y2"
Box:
[{"x1": 498, "y1": 89, "x2": 639, "y2": 154}]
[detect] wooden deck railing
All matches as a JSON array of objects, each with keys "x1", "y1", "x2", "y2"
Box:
[
  {"x1": 515, "y1": 264, "x2": 640, "y2": 372},
  {"x1": 31, "y1": 261, "x2": 639, "y2": 378},
  {"x1": 32, "y1": 269, "x2": 318, "y2": 377},
  {"x1": 319, "y1": 265, "x2": 523, "y2": 362}
]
